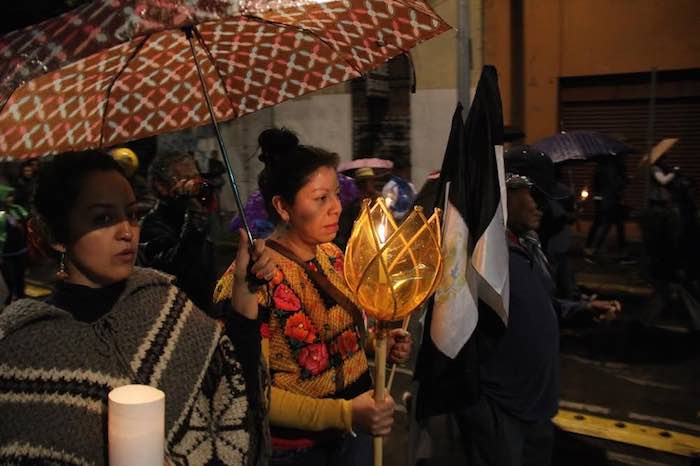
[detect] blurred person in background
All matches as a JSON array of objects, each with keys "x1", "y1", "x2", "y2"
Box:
[
  {"x1": 642, "y1": 159, "x2": 700, "y2": 329},
  {"x1": 139, "y1": 152, "x2": 217, "y2": 314},
  {"x1": 11, "y1": 158, "x2": 38, "y2": 210},
  {"x1": 0, "y1": 185, "x2": 29, "y2": 303},
  {"x1": 336, "y1": 166, "x2": 384, "y2": 250},
  {"x1": 585, "y1": 156, "x2": 627, "y2": 257}
]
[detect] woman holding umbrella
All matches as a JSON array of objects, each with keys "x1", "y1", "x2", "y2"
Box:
[
  {"x1": 0, "y1": 150, "x2": 274, "y2": 465},
  {"x1": 215, "y1": 128, "x2": 411, "y2": 466}
]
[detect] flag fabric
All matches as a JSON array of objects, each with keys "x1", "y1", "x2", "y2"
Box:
[{"x1": 414, "y1": 65, "x2": 508, "y2": 420}]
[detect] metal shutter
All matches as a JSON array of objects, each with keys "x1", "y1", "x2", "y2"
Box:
[{"x1": 559, "y1": 72, "x2": 700, "y2": 218}]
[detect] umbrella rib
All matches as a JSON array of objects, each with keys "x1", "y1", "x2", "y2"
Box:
[
  {"x1": 99, "y1": 35, "x2": 150, "y2": 148},
  {"x1": 191, "y1": 26, "x2": 237, "y2": 117},
  {"x1": 245, "y1": 15, "x2": 367, "y2": 75},
  {"x1": 188, "y1": 19, "x2": 376, "y2": 114}
]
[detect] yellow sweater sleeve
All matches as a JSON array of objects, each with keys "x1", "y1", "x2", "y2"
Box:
[
  {"x1": 270, "y1": 386, "x2": 353, "y2": 432},
  {"x1": 262, "y1": 332, "x2": 353, "y2": 432}
]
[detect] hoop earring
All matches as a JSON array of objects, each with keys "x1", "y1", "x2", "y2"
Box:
[{"x1": 56, "y1": 252, "x2": 68, "y2": 280}]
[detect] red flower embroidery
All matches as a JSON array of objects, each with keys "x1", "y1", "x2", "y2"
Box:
[
  {"x1": 273, "y1": 284, "x2": 301, "y2": 311},
  {"x1": 333, "y1": 256, "x2": 344, "y2": 275},
  {"x1": 260, "y1": 322, "x2": 271, "y2": 339},
  {"x1": 298, "y1": 343, "x2": 329, "y2": 376},
  {"x1": 336, "y1": 329, "x2": 360, "y2": 358},
  {"x1": 284, "y1": 313, "x2": 317, "y2": 344}
]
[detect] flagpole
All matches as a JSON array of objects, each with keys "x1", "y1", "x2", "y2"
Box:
[
  {"x1": 373, "y1": 322, "x2": 388, "y2": 466},
  {"x1": 457, "y1": 0, "x2": 471, "y2": 109},
  {"x1": 386, "y1": 181, "x2": 451, "y2": 393}
]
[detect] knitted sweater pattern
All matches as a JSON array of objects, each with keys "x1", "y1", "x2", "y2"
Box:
[
  {"x1": 215, "y1": 243, "x2": 369, "y2": 399},
  {"x1": 0, "y1": 267, "x2": 254, "y2": 466}
]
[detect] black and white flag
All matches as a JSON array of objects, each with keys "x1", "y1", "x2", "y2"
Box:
[{"x1": 429, "y1": 65, "x2": 509, "y2": 358}]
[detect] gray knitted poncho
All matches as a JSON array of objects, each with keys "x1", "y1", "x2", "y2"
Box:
[{"x1": 0, "y1": 267, "x2": 268, "y2": 465}]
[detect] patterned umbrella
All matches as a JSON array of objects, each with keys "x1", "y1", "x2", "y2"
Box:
[
  {"x1": 0, "y1": 0, "x2": 449, "y2": 157},
  {"x1": 0, "y1": 0, "x2": 449, "y2": 242},
  {"x1": 533, "y1": 130, "x2": 637, "y2": 164}
]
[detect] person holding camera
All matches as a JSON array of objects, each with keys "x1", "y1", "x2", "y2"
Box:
[{"x1": 139, "y1": 152, "x2": 218, "y2": 314}]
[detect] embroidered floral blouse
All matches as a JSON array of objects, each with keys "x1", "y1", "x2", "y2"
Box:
[{"x1": 214, "y1": 242, "x2": 372, "y2": 441}]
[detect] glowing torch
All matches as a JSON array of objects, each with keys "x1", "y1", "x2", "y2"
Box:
[{"x1": 344, "y1": 198, "x2": 443, "y2": 466}]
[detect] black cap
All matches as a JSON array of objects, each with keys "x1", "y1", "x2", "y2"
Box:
[{"x1": 505, "y1": 145, "x2": 569, "y2": 199}]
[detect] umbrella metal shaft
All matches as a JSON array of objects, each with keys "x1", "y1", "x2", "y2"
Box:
[{"x1": 185, "y1": 27, "x2": 256, "y2": 248}]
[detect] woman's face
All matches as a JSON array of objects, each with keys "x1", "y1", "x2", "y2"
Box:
[
  {"x1": 283, "y1": 166, "x2": 342, "y2": 246},
  {"x1": 60, "y1": 170, "x2": 140, "y2": 288}
]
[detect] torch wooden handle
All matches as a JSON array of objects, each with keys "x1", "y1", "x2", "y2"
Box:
[{"x1": 373, "y1": 328, "x2": 388, "y2": 466}]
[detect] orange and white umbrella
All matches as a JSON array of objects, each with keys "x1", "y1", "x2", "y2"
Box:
[{"x1": 0, "y1": 0, "x2": 449, "y2": 242}]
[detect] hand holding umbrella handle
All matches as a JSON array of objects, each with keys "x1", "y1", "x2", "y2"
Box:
[{"x1": 246, "y1": 263, "x2": 268, "y2": 291}]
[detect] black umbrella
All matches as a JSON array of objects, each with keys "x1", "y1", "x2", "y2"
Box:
[{"x1": 533, "y1": 130, "x2": 636, "y2": 164}]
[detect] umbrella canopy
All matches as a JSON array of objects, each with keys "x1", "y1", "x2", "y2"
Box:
[
  {"x1": 0, "y1": 0, "x2": 449, "y2": 159},
  {"x1": 647, "y1": 137, "x2": 679, "y2": 165},
  {"x1": 532, "y1": 130, "x2": 637, "y2": 164}
]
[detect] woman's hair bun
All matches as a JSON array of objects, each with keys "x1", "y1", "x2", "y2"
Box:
[{"x1": 258, "y1": 127, "x2": 299, "y2": 163}]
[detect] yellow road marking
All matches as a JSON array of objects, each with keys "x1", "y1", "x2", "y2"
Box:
[{"x1": 554, "y1": 409, "x2": 700, "y2": 457}]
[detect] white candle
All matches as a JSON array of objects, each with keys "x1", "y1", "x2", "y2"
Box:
[{"x1": 108, "y1": 384, "x2": 165, "y2": 466}]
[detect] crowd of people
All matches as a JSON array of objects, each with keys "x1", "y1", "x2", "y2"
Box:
[{"x1": 1, "y1": 124, "x2": 694, "y2": 466}]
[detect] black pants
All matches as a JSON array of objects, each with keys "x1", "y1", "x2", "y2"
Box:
[
  {"x1": 0, "y1": 254, "x2": 26, "y2": 303},
  {"x1": 455, "y1": 397, "x2": 554, "y2": 466},
  {"x1": 586, "y1": 199, "x2": 626, "y2": 253}
]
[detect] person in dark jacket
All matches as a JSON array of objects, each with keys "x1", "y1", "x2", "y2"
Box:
[
  {"x1": 454, "y1": 150, "x2": 621, "y2": 466},
  {"x1": 138, "y1": 152, "x2": 218, "y2": 314},
  {"x1": 585, "y1": 155, "x2": 627, "y2": 255},
  {"x1": 0, "y1": 185, "x2": 29, "y2": 304},
  {"x1": 11, "y1": 159, "x2": 38, "y2": 210}
]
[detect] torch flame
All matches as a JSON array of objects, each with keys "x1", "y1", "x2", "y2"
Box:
[{"x1": 344, "y1": 197, "x2": 443, "y2": 321}]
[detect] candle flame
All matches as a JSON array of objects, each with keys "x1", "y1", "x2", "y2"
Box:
[
  {"x1": 580, "y1": 188, "x2": 589, "y2": 200},
  {"x1": 377, "y1": 223, "x2": 386, "y2": 244}
]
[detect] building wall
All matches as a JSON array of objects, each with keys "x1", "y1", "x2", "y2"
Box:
[
  {"x1": 164, "y1": 0, "x2": 478, "y2": 208},
  {"x1": 217, "y1": 92, "x2": 353, "y2": 213},
  {"x1": 485, "y1": 0, "x2": 700, "y2": 142},
  {"x1": 560, "y1": 0, "x2": 700, "y2": 78},
  {"x1": 410, "y1": 0, "x2": 484, "y2": 189}
]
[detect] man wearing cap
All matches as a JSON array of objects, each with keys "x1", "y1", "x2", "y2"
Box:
[
  {"x1": 336, "y1": 166, "x2": 385, "y2": 249},
  {"x1": 456, "y1": 146, "x2": 621, "y2": 466}
]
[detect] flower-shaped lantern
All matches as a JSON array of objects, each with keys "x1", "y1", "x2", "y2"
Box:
[
  {"x1": 344, "y1": 197, "x2": 443, "y2": 466},
  {"x1": 344, "y1": 197, "x2": 443, "y2": 322}
]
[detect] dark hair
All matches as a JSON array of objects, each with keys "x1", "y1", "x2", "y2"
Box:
[
  {"x1": 148, "y1": 151, "x2": 195, "y2": 188},
  {"x1": 257, "y1": 128, "x2": 339, "y2": 223},
  {"x1": 33, "y1": 150, "x2": 125, "y2": 244}
]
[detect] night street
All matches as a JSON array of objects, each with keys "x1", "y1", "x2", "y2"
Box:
[
  {"x1": 380, "y1": 240, "x2": 700, "y2": 466},
  {"x1": 2, "y1": 1, "x2": 700, "y2": 464}
]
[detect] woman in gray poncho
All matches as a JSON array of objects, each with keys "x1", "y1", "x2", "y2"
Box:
[{"x1": 0, "y1": 150, "x2": 274, "y2": 465}]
